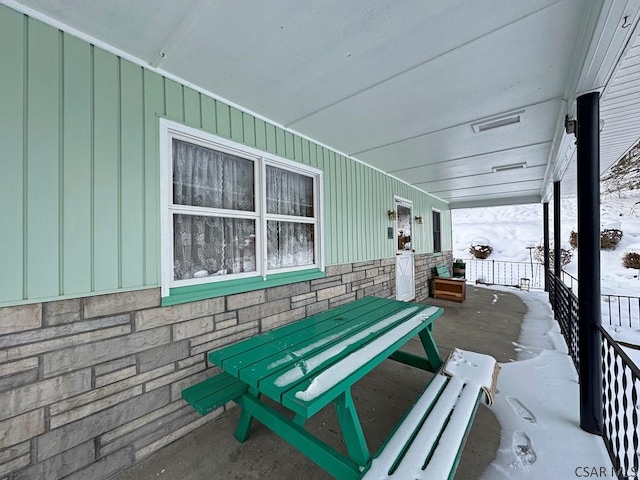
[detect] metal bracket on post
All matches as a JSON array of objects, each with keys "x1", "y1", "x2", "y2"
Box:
[
  {"x1": 565, "y1": 115, "x2": 577, "y2": 136},
  {"x1": 565, "y1": 115, "x2": 578, "y2": 145}
]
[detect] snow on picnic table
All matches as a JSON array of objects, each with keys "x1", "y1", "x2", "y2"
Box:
[{"x1": 290, "y1": 307, "x2": 438, "y2": 401}]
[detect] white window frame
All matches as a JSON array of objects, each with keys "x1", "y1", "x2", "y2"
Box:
[{"x1": 160, "y1": 119, "x2": 323, "y2": 298}]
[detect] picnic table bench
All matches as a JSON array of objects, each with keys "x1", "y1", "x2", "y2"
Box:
[{"x1": 182, "y1": 296, "x2": 496, "y2": 480}]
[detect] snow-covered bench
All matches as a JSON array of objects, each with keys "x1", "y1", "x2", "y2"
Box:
[{"x1": 362, "y1": 349, "x2": 499, "y2": 480}]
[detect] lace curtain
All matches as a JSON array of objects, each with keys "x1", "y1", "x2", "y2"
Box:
[
  {"x1": 171, "y1": 138, "x2": 315, "y2": 280},
  {"x1": 172, "y1": 139, "x2": 256, "y2": 280},
  {"x1": 266, "y1": 166, "x2": 315, "y2": 269}
]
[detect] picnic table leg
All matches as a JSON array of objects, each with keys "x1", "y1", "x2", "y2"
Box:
[
  {"x1": 235, "y1": 387, "x2": 260, "y2": 443},
  {"x1": 418, "y1": 328, "x2": 443, "y2": 372},
  {"x1": 334, "y1": 390, "x2": 370, "y2": 467}
]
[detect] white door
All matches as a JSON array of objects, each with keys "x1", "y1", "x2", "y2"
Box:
[{"x1": 395, "y1": 198, "x2": 415, "y2": 301}]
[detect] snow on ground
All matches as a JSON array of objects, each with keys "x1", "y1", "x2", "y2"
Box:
[
  {"x1": 480, "y1": 286, "x2": 614, "y2": 480},
  {"x1": 452, "y1": 190, "x2": 640, "y2": 297},
  {"x1": 451, "y1": 193, "x2": 640, "y2": 479}
]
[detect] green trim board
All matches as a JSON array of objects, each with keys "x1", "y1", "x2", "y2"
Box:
[{"x1": 162, "y1": 268, "x2": 325, "y2": 306}]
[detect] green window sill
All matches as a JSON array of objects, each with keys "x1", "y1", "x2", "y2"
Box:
[{"x1": 162, "y1": 268, "x2": 325, "y2": 306}]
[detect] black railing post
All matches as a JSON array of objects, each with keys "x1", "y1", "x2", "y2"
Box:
[
  {"x1": 576, "y1": 91, "x2": 603, "y2": 435},
  {"x1": 553, "y1": 181, "x2": 561, "y2": 315},
  {"x1": 543, "y1": 202, "x2": 550, "y2": 292},
  {"x1": 492, "y1": 259, "x2": 495, "y2": 285}
]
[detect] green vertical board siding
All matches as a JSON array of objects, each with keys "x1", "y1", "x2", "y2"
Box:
[
  {"x1": 265, "y1": 123, "x2": 276, "y2": 154},
  {"x1": 0, "y1": 8, "x2": 24, "y2": 303},
  {"x1": 254, "y1": 119, "x2": 266, "y2": 151},
  {"x1": 353, "y1": 162, "x2": 362, "y2": 260},
  {"x1": 242, "y1": 113, "x2": 255, "y2": 147},
  {"x1": 143, "y1": 70, "x2": 165, "y2": 286},
  {"x1": 183, "y1": 88, "x2": 201, "y2": 128},
  {"x1": 381, "y1": 172, "x2": 389, "y2": 259},
  {"x1": 27, "y1": 19, "x2": 60, "y2": 299},
  {"x1": 165, "y1": 79, "x2": 183, "y2": 122},
  {"x1": 93, "y1": 48, "x2": 120, "y2": 291},
  {"x1": 345, "y1": 157, "x2": 354, "y2": 261},
  {"x1": 120, "y1": 60, "x2": 144, "y2": 288},
  {"x1": 309, "y1": 143, "x2": 318, "y2": 168},
  {"x1": 0, "y1": 5, "x2": 451, "y2": 306},
  {"x1": 201, "y1": 96, "x2": 216, "y2": 134},
  {"x1": 361, "y1": 167, "x2": 368, "y2": 261},
  {"x1": 275, "y1": 127, "x2": 286, "y2": 157},
  {"x1": 215, "y1": 101, "x2": 231, "y2": 138},
  {"x1": 337, "y1": 153, "x2": 346, "y2": 264},
  {"x1": 443, "y1": 209, "x2": 452, "y2": 250},
  {"x1": 62, "y1": 34, "x2": 92, "y2": 295},
  {"x1": 230, "y1": 107, "x2": 243, "y2": 142},
  {"x1": 327, "y1": 150, "x2": 339, "y2": 264},
  {"x1": 372, "y1": 171, "x2": 381, "y2": 260},
  {"x1": 300, "y1": 138, "x2": 309, "y2": 165},
  {"x1": 285, "y1": 132, "x2": 294, "y2": 159},
  {"x1": 337, "y1": 155, "x2": 347, "y2": 263},
  {"x1": 294, "y1": 136, "x2": 303, "y2": 163}
]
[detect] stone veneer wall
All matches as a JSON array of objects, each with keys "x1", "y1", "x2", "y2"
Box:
[{"x1": 0, "y1": 252, "x2": 451, "y2": 480}]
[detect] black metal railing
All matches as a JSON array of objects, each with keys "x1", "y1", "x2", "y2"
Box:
[
  {"x1": 599, "y1": 325, "x2": 640, "y2": 479},
  {"x1": 603, "y1": 295, "x2": 640, "y2": 329},
  {"x1": 549, "y1": 270, "x2": 640, "y2": 479},
  {"x1": 463, "y1": 259, "x2": 545, "y2": 290},
  {"x1": 558, "y1": 270, "x2": 640, "y2": 328},
  {"x1": 561, "y1": 270, "x2": 578, "y2": 294},
  {"x1": 550, "y1": 270, "x2": 580, "y2": 371}
]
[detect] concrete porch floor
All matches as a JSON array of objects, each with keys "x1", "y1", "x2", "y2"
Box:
[{"x1": 111, "y1": 286, "x2": 527, "y2": 480}]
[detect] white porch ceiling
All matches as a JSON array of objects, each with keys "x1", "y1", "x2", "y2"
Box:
[{"x1": 8, "y1": 0, "x2": 640, "y2": 208}]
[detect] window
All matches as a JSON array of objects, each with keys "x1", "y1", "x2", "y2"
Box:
[
  {"x1": 432, "y1": 209, "x2": 442, "y2": 253},
  {"x1": 160, "y1": 120, "x2": 322, "y2": 298}
]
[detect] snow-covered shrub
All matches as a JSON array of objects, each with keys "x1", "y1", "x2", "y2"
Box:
[
  {"x1": 533, "y1": 246, "x2": 572, "y2": 267},
  {"x1": 622, "y1": 252, "x2": 640, "y2": 269},
  {"x1": 569, "y1": 231, "x2": 578, "y2": 249},
  {"x1": 601, "y1": 229, "x2": 623, "y2": 249},
  {"x1": 469, "y1": 237, "x2": 492, "y2": 259},
  {"x1": 567, "y1": 228, "x2": 623, "y2": 250}
]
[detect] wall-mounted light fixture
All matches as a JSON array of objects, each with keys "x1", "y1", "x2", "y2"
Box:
[
  {"x1": 387, "y1": 210, "x2": 397, "y2": 221},
  {"x1": 415, "y1": 215, "x2": 424, "y2": 224}
]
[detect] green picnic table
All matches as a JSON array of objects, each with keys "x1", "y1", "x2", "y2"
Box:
[{"x1": 183, "y1": 296, "x2": 444, "y2": 479}]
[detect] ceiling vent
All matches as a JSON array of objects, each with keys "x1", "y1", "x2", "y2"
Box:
[
  {"x1": 471, "y1": 110, "x2": 525, "y2": 133},
  {"x1": 492, "y1": 162, "x2": 527, "y2": 173}
]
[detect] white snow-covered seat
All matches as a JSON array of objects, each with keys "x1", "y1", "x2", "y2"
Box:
[{"x1": 362, "y1": 349, "x2": 498, "y2": 480}]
